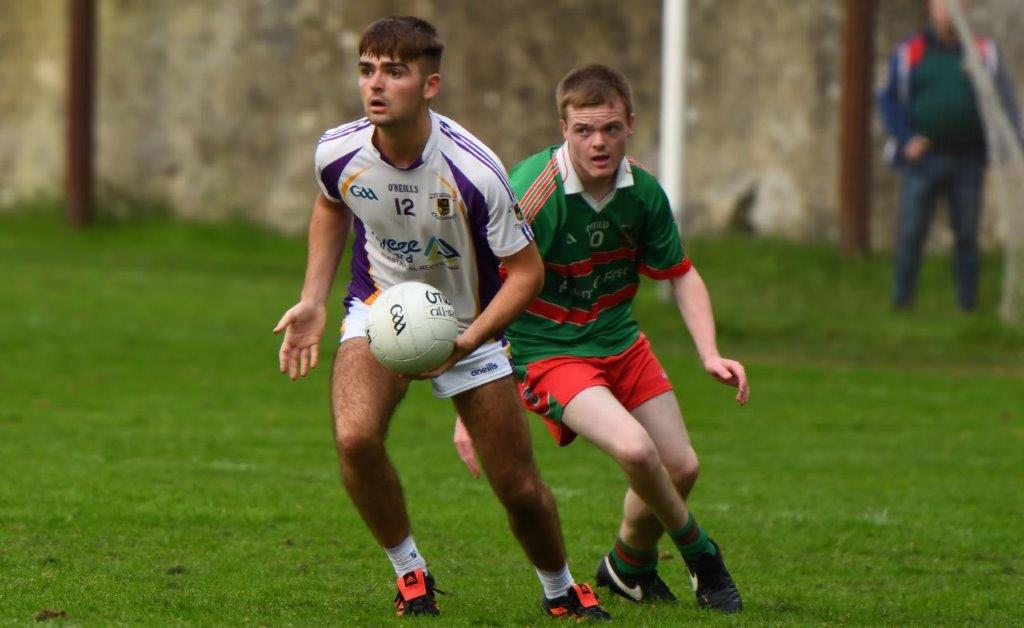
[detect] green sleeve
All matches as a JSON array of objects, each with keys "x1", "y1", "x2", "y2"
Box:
[
  {"x1": 527, "y1": 196, "x2": 557, "y2": 258},
  {"x1": 638, "y1": 186, "x2": 690, "y2": 279}
]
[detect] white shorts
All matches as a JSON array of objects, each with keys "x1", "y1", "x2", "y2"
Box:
[{"x1": 340, "y1": 298, "x2": 513, "y2": 398}]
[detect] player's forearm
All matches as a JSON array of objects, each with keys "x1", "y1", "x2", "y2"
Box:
[
  {"x1": 461, "y1": 275, "x2": 538, "y2": 350},
  {"x1": 299, "y1": 194, "x2": 351, "y2": 306},
  {"x1": 672, "y1": 269, "x2": 721, "y2": 363},
  {"x1": 461, "y1": 245, "x2": 544, "y2": 350}
]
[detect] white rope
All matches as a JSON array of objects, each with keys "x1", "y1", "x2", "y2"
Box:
[{"x1": 946, "y1": 0, "x2": 1024, "y2": 323}]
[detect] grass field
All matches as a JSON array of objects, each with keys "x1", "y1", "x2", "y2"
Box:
[{"x1": 1, "y1": 209, "x2": 1022, "y2": 625}]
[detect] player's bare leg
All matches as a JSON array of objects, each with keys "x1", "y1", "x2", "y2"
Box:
[
  {"x1": 562, "y1": 387, "x2": 690, "y2": 532},
  {"x1": 604, "y1": 390, "x2": 741, "y2": 612},
  {"x1": 619, "y1": 391, "x2": 700, "y2": 549},
  {"x1": 566, "y1": 387, "x2": 737, "y2": 609},
  {"x1": 454, "y1": 375, "x2": 567, "y2": 571},
  {"x1": 456, "y1": 376, "x2": 610, "y2": 619},
  {"x1": 331, "y1": 338, "x2": 411, "y2": 547}
]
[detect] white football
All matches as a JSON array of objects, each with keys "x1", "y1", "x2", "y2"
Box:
[{"x1": 365, "y1": 282, "x2": 459, "y2": 375}]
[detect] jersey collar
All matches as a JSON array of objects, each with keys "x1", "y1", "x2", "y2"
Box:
[
  {"x1": 555, "y1": 142, "x2": 634, "y2": 212},
  {"x1": 366, "y1": 110, "x2": 440, "y2": 171}
]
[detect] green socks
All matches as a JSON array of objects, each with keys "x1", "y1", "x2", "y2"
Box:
[
  {"x1": 610, "y1": 537, "x2": 659, "y2": 576},
  {"x1": 669, "y1": 514, "x2": 716, "y2": 560},
  {"x1": 612, "y1": 514, "x2": 715, "y2": 572}
]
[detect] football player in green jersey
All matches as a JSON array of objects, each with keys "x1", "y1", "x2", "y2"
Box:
[{"x1": 454, "y1": 65, "x2": 749, "y2": 613}]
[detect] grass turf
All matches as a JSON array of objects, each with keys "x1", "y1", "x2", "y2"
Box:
[{"x1": 1, "y1": 210, "x2": 1021, "y2": 625}]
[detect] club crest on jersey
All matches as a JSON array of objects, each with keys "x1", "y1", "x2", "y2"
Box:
[
  {"x1": 430, "y1": 193, "x2": 456, "y2": 220},
  {"x1": 424, "y1": 236, "x2": 460, "y2": 263},
  {"x1": 511, "y1": 202, "x2": 525, "y2": 222}
]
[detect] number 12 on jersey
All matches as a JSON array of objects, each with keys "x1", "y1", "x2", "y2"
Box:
[{"x1": 394, "y1": 198, "x2": 415, "y2": 216}]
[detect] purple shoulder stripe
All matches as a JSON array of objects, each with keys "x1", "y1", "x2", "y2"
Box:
[
  {"x1": 345, "y1": 216, "x2": 378, "y2": 303},
  {"x1": 318, "y1": 119, "x2": 361, "y2": 142},
  {"x1": 438, "y1": 122, "x2": 516, "y2": 201},
  {"x1": 319, "y1": 117, "x2": 369, "y2": 139},
  {"x1": 318, "y1": 119, "x2": 371, "y2": 144},
  {"x1": 442, "y1": 154, "x2": 504, "y2": 314},
  {"x1": 320, "y1": 147, "x2": 362, "y2": 200},
  {"x1": 438, "y1": 121, "x2": 515, "y2": 198}
]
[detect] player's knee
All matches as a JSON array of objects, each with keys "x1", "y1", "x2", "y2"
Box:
[
  {"x1": 668, "y1": 451, "x2": 700, "y2": 492},
  {"x1": 333, "y1": 423, "x2": 384, "y2": 463},
  {"x1": 614, "y1": 435, "x2": 661, "y2": 479},
  {"x1": 491, "y1": 468, "x2": 546, "y2": 511}
]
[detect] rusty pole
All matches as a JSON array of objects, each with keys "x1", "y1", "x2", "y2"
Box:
[
  {"x1": 67, "y1": 0, "x2": 96, "y2": 228},
  {"x1": 838, "y1": 0, "x2": 876, "y2": 255}
]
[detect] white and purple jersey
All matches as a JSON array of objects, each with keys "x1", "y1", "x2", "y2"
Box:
[{"x1": 315, "y1": 111, "x2": 533, "y2": 331}]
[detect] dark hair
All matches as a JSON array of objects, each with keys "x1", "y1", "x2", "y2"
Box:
[
  {"x1": 556, "y1": 64, "x2": 634, "y2": 119},
  {"x1": 358, "y1": 16, "x2": 444, "y2": 74}
]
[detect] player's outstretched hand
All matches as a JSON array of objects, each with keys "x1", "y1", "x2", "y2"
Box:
[
  {"x1": 452, "y1": 415, "x2": 481, "y2": 478},
  {"x1": 273, "y1": 301, "x2": 326, "y2": 380},
  {"x1": 416, "y1": 334, "x2": 473, "y2": 379},
  {"x1": 703, "y1": 356, "x2": 750, "y2": 405}
]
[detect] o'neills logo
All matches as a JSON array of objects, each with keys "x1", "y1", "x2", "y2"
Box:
[
  {"x1": 425, "y1": 289, "x2": 452, "y2": 305},
  {"x1": 388, "y1": 183, "x2": 419, "y2": 193},
  {"x1": 470, "y1": 362, "x2": 499, "y2": 377}
]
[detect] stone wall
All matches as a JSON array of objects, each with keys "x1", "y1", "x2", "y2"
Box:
[
  {"x1": 2, "y1": 0, "x2": 1021, "y2": 248},
  {"x1": 0, "y1": 1, "x2": 66, "y2": 205}
]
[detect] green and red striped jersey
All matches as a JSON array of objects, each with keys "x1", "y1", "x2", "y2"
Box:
[{"x1": 506, "y1": 144, "x2": 691, "y2": 363}]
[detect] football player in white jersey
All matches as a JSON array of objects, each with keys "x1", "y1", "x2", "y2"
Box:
[{"x1": 273, "y1": 16, "x2": 608, "y2": 620}]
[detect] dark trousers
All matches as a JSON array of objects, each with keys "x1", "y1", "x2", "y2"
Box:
[{"x1": 893, "y1": 152, "x2": 984, "y2": 310}]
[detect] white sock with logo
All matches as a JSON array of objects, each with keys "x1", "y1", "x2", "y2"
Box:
[
  {"x1": 536, "y1": 564, "x2": 575, "y2": 599},
  {"x1": 385, "y1": 535, "x2": 427, "y2": 576}
]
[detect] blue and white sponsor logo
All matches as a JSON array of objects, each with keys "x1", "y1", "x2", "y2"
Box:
[
  {"x1": 350, "y1": 185, "x2": 379, "y2": 200},
  {"x1": 373, "y1": 234, "x2": 461, "y2": 269},
  {"x1": 470, "y1": 362, "x2": 499, "y2": 377},
  {"x1": 424, "y1": 236, "x2": 460, "y2": 262},
  {"x1": 377, "y1": 237, "x2": 422, "y2": 256},
  {"x1": 375, "y1": 236, "x2": 421, "y2": 264}
]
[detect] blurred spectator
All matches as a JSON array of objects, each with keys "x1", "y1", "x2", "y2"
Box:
[{"x1": 878, "y1": 0, "x2": 1020, "y2": 311}]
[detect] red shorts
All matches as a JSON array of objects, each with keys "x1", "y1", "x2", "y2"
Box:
[{"x1": 514, "y1": 333, "x2": 673, "y2": 446}]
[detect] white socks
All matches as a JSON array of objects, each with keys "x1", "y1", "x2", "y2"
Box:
[
  {"x1": 387, "y1": 537, "x2": 572, "y2": 599},
  {"x1": 385, "y1": 535, "x2": 427, "y2": 576},
  {"x1": 536, "y1": 564, "x2": 574, "y2": 599}
]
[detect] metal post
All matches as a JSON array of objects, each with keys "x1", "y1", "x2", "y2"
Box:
[
  {"x1": 67, "y1": 0, "x2": 96, "y2": 228},
  {"x1": 659, "y1": 0, "x2": 687, "y2": 223},
  {"x1": 838, "y1": 0, "x2": 876, "y2": 255}
]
